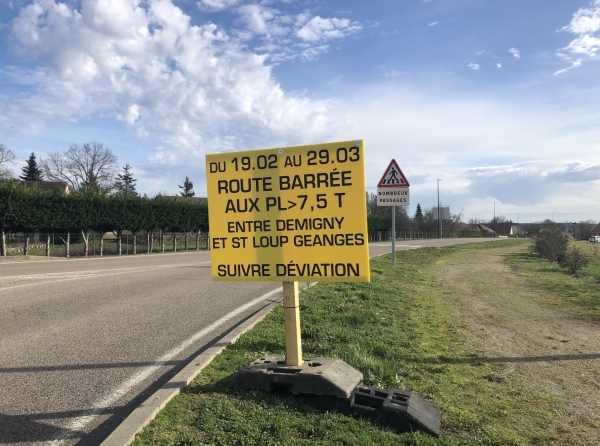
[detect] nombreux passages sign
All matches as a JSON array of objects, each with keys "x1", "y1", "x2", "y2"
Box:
[
  {"x1": 377, "y1": 159, "x2": 410, "y2": 207},
  {"x1": 206, "y1": 140, "x2": 370, "y2": 282}
]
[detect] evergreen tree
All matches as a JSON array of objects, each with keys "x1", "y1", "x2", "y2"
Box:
[
  {"x1": 114, "y1": 163, "x2": 138, "y2": 195},
  {"x1": 179, "y1": 176, "x2": 195, "y2": 197},
  {"x1": 20, "y1": 152, "x2": 44, "y2": 181},
  {"x1": 414, "y1": 203, "x2": 423, "y2": 222}
]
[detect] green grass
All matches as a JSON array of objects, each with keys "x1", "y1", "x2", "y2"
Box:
[
  {"x1": 506, "y1": 240, "x2": 600, "y2": 316},
  {"x1": 131, "y1": 239, "x2": 585, "y2": 445}
]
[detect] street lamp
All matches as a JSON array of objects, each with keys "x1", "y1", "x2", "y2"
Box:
[{"x1": 437, "y1": 179, "x2": 442, "y2": 239}]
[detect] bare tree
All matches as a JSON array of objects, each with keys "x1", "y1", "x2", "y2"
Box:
[
  {"x1": 42, "y1": 141, "x2": 118, "y2": 192},
  {"x1": 0, "y1": 143, "x2": 17, "y2": 180}
]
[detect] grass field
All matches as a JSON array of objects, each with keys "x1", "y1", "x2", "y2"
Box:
[
  {"x1": 131, "y1": 239, "x2": 600, "y2": 445},
  {"x1": 506, "y1": 240, "x2": 600, "y2": 316}
]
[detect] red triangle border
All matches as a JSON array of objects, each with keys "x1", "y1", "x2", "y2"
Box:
[{"x1": 377, "y1": 159, "x2": 410, "y2": 187}]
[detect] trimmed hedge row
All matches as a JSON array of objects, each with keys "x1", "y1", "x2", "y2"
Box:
[{"x1": 0, "y1": 181, "x2": 208, "y2": 256}]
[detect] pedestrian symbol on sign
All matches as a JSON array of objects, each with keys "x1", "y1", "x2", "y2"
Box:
[{"x1": 377, "y1": 159, "x2": 410, "y2": 187}]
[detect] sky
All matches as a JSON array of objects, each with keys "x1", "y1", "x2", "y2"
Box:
[{"x1": 0, "y1": 0, "x2": 599, "y2": 224}]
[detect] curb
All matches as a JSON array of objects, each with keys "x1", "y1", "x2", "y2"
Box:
[{"x1": 101, "y1": 282, "x2": 313, "y2": 446}]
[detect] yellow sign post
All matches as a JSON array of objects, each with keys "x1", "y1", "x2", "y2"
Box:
[{"x1": 206, "y1": 140, "x2": 370, "y2": 365}]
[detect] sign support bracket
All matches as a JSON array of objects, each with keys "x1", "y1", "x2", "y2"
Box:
[{"x1": 283, "y1": 281, "x2": 302, "y2": 366}]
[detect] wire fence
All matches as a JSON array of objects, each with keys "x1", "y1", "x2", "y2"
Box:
[
  {"x1": 369, "y1": 230, "x2": 492, "y2": 242},
  {"x1": 3, "y1": 224, "x2": 593, "y2": 257},
  {"x1": 1, "y1": 231, "x2": 210, "y2": 257}
]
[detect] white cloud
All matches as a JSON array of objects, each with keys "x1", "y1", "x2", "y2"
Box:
[
  {"x1": 508, "y1": 47, "x2": 520, "y2": 58},
  {"x1": 556, "y1": 0, "x2": 600, "y2": 72},
  {"x1": 497, "y1": 63, "x2": 502, "y2": 68},
  {"x1": 562, "y1": 34, "x2": 600, "y2": 57},
  {"x1": 382, "y1": 68, "x2": 408, "y2": 77},
  {"x1": 561, "y1": 0, "x2": 600, "y2": 35},
  {"x1": 468, "y1": 62, "x2": 479, "y2": 70},
  {"x1": 324, "y1": 84, "x2": 600, "y2": 220},
  {"x1": 237, "y1": 4, "x2": 282, "y2": 36},
  {"x1": 231, "y1": 7, "x2": 362, "y2": 62},
  {"x1": 5, "y1": 0, "x2": 335, "y2": 158},
  {"x1": 296, "y1": 16, "x2": 361, "y2": 43},
  {"x1": 553, "y1": 58, "x2": 583, "y2": 75},
  {"x1": 428, "y1": 21, "x2": 437, "y2": 27},
  {"x1": 196, "y1": 0, "x2": 240, "y2": 12}
]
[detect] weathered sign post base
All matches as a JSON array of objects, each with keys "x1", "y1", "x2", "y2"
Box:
[
  {"x1": 226, "y1": 354, "x2": 441, "y2": 437},
  {"x1": 227, "y1": 355, "x2": 361, "y2": 398},
  {"x1": 300, "y1": 383, "x2": 441, "y2": 437}
]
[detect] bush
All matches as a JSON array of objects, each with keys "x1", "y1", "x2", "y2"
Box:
[
  {"x1": 532, "y1": 226, "x2": 571, "y2": 262},
  {"x1": 558, "y1": 245, "x2": 591, "y2": 276}
]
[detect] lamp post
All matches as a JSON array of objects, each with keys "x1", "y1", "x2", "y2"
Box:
[
  {"x1": 494, "y1": 202, "x2": 496, "y2": 238},
  {"x1": 437, "y1": 179, "x2": 442, "y2": 238}
]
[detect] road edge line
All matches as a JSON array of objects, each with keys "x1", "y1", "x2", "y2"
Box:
[{"x1": 100, "y1": 282, "x2": 314, "y2": 446}]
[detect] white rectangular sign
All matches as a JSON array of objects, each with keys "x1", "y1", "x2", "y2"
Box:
[{"x1": 377, "y1": 187, "x2": 409, "y2": 206}]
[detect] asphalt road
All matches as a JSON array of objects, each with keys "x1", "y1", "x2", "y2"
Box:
[{"x1": 0, "y1": 237, "x2": 498, "y2": 445}]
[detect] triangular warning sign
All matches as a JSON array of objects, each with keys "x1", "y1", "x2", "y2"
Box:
[{"x1": 377, "y1": 159, "x2": 409, "y2": 187}]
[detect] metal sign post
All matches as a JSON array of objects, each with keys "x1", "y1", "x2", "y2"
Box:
[
  {"x1": 391, "y1": 206, "x2": 396, "y2": 265},
  {"x1": 377, "y1": 159, "x2": 409, "y2": 265}
]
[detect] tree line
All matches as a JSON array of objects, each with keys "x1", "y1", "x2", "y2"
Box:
[
  {"x1": 365, "y1": 192, "x2": 472, "y2": 235},
  {"x1": 0, "y1": 181, "x2": 208, "y2": 257},
  {"x1": 0, "y1": 140, "x2": 197, "y2": 197}
]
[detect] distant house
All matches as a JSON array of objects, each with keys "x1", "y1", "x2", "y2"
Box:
[
  {"x1": 495, "y1": 224, "x2": 517, "y2": 236},
  {"x1": 21, "y1": 180, "x2": 69, "y2": 194},
  {"x1": 590, "y1": 223, "x2": 600, "y2": 237},
  {"x1": 477, "y1": 224, "x2": 496, "y2": 235},
  {"x1": 477, "y1": 224, "x2": 521, "y2": 237},
  {"x1": 455, "y1": 222, "x2": 476, "y2": 230}
]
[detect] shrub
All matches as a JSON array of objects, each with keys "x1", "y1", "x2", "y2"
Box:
[
  {"x1": 558, "y1": 245, "x2": 591, "y2": 276},
  {"x1": 532, "y1": 226, "x2": 571, "y2": 262}
]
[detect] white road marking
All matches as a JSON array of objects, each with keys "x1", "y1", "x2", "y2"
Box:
[
  {"x1": 0, "y1": 262, "x2": 211, "y2": 291},
  {"x1": 50, "y1": 286, "x2": 283, "y2": 445},
  {"x1": 0, "y1": 251, "x2": 207, "y2": 267}
]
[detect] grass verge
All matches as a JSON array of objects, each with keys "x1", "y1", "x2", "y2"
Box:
[
  {"x1": 506, "y1": 240, "x2": 600, "y2": 317},
  {"x1": 131, "y1": 239, "x2": 586, "y2": 445}
]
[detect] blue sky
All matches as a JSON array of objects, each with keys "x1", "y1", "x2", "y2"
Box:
[{"x1": 1, "y1": 0, "x2": 599, "y2": 223}]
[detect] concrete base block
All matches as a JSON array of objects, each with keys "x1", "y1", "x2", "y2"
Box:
[
  {"x1": 297, "y1": 385, "x2": 440, "y2": 437},
  {"x1": 227, "y1": 355, "x2": 362, "y2": 399},
  {"x1": 228, "y1": 356, "x2": 441, "y2": 437}
]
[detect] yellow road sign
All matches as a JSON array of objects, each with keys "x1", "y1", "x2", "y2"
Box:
[{"x1": 206, "y1": 140, "x2": 370, "y2": 282}]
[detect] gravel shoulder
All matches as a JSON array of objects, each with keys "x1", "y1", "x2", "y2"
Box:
[{"x1": 436, "y1": 245, "x2": 600, "y2": 445}]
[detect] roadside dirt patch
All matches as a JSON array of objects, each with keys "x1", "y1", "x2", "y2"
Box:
[{"x1": 437, "y1": 245, "x2": 600, "y2": 445}]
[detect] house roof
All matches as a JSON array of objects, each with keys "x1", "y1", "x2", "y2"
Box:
[
  {"x1": 477, "y1": 224, "x2": 515, "y2": 235},
  {"x1": 590, "y1": 223, "x2": 600, "y2": 234}
]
